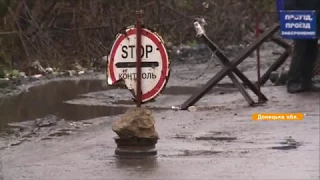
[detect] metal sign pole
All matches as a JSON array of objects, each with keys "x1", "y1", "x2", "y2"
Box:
[{"x1": 136, "y1": 10, "x2": 143, "y2": 107}]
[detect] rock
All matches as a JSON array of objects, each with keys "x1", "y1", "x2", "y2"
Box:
[
  {"x1": 32, "y1": 74, "x2": 43, "y2": 79},
  {"x1": 67, "y1": 70, "x2": 76, "y2": 76},
  {"x1": 77, "y1": 71, "x2": 85, "y2": 75},
  {"x1": 171, "y1": 106, "x2": 180, "y2": 111},
  {"x1": 9, "y1": 138, "x2": 27, "y2": 147},
  {"x1": 112, "y1": 107, "x2": 159, "y2": 139},
  {"x1": 83, "y1": 122, "x2": 93, "y2": 126},
  {"x1": 188, "y1": 106, "x2": 197, "y2": 112},
  {"x1": 35, "y1": 115, "x2": 58, "y2": 128},
  {"x1": 45, "y1": 67, "x2": 54, "y2": 74},
  {"x1": 269, "y1": 70, "x2": 288, "y2": 86},
  {"x1": 19, "y1": 72, "x2": 26, "y2": 77}
]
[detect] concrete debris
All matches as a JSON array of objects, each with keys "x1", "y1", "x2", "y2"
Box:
[
  {"x1": 269, "y1": 69, "x2": 289, "y2": 86},
  {"x1": 32, "y1": 74, "x2": 43, "y2": 79},
  {"x1": 34, "y1": 115, "x2": 60, "y2": 128},
  {"x1": 112, "y1": 107, "x2": 159, "y2": 139},
  {"x1": 45, "y1": 67, "x2": 54, "y2": 74},
  {"x1": 67, "y1": 70, "x2": 76, "y2": 76},
  {"x1": 187, "y1": 106, "x2": 197, "y2": 112}
]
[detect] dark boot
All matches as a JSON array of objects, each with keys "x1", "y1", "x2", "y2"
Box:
[{"x1": 288, "y1": 79, "x2": 320, "y2": 93}]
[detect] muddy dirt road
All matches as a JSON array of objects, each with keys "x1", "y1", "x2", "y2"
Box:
[{"x1": 0, "y1": 47, "x2": 319, "y2": 180}]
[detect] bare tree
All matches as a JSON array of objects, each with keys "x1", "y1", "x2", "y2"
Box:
[{"x1": 0, "y1": 0, "x2": 277, "y2": 73}]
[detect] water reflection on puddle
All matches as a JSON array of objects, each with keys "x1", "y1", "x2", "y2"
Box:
[
  {"x1": 0, "y1": 79, "x2": 237, "y2": 132},
  {"x1": 0, "y1": 80, "x2": 109, "y2": 131}
]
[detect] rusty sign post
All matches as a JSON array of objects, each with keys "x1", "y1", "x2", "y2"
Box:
[
  {"x1": 109, "y1": 4, "x2": 170, "y2": 157},
  {"x1": 136, "y1": 10, "x2": 143, "y2": 107}
]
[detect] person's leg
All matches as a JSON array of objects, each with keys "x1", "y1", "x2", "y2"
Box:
[
  {"x1": 287, "y1": 39, "x2": 320, "y2": 93},
  {"x1": 301, "y1": 39, "x2": 318, "y2": 88},
  {"x1": 287, "y1": 40, "x2": 307, "y2": 93}
]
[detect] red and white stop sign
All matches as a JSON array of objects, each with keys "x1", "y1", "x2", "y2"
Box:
[{"x1": 107, "y1": 26, "x2": 170, "y2": 103}]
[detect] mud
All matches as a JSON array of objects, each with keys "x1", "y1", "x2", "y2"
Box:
[{"x1": 0, "y1": 45, "x2": 319, "y2": 179}]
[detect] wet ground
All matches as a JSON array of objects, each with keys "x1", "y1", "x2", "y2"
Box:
[
  {"x1": 0, "y1": 76, "x2": 237, "y2": 131},
  {"x1": 0, "y1": 45, "x2": 320, "y2": 179}
]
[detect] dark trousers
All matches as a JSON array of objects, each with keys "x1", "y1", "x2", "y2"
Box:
[{"x1": 287, "y1": 39, "x2": 318, "y2": 86}]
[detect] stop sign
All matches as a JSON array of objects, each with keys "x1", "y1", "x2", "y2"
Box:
[{"x1": 107, "y1": 26, "x2": 170, "y2": 103}]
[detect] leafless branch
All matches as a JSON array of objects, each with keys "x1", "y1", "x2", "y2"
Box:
[{"x1": 0, "y1": 0, "x2": 277, "y2": 71}]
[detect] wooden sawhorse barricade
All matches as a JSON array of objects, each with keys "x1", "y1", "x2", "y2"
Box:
[{"x1": 179, "y1": 22, "x2": 292, "y2": 110}]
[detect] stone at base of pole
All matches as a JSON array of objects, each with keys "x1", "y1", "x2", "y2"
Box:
[{"x1": 114, "y1": 137, "x2": 158, "y2": 157}]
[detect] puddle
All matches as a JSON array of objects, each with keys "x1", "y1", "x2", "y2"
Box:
[
  {"x1": 161, "y1": 150, "x2": 223, "y2": 157},
  {"x1": 195, "y1": 136, "x2": 237, "y2": 141},
  {"x1": 0, "y1": 79, "x2": 112, "y2": 132},
  {"x1": 195, "y1": 131, "x2": 237, "y2": 141},
  {"x1": 172, "y1": 131, "x2": 237, "y2": 142},
  {"x1": 57, "y1": 103, "x2": 128, "y2": 121},
  {"x1": 0, "y1": 80, "x2": 238, "y2": 132},
  {"x1": 57, "y1": 103, "x2": 169, "y2": 121},
  {"x1": 181, "y1": 150, "x2": 222, "y2": 156}
]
